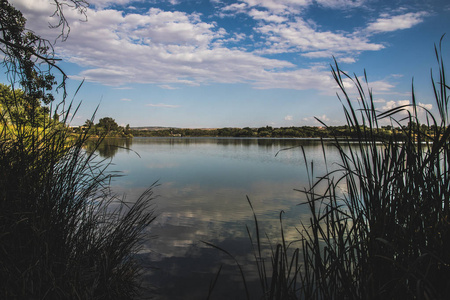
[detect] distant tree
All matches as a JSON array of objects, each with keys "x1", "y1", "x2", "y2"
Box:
[
  {"x1": 96, "y1": 117, "x2": 119, "y2": 134},
  {"x1": 257, "y1": 130, "x2": 271, "y2": 137},
  {"x1": 217, "y1": 128, "x2": 233, "y2": 137},
  {"x1": 420, "y1": 124, "x2": 429, "y2": 132},
  {"x1": 235, "y1": 127, "x2": 255, "y2": 137},
  {"x1": 284, "y1": 128, "x2": 297, "y2": 137},
  {"x1": 84, "y1": 119, "x2": 94, "y2": 127},
  {"x1": 257, "y1": 126, "x2": 273, "y2": 137}
]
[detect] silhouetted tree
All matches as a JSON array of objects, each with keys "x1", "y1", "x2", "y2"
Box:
[{"x1": 0, "y1": 0, "x2": 88, "y2": 109}]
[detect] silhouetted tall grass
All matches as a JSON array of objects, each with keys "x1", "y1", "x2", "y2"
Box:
[
  {"x1": 209, "y1": 37, "x2": 450, "y2": 300},
  {"x1": 295, "y1": 37, "x2": 450, "y2": 299},
  {"x1": 0, "y1": 91, "x2": 156, "y2": 299}
]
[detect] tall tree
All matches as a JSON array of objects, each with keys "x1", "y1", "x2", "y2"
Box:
[{"x1": 0, "y1": 0, "x2": 88, "y2": 112}]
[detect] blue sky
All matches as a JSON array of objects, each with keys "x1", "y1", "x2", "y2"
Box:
[{"x1": 8, "y1": 0, "x2": 450, "y2": 128}]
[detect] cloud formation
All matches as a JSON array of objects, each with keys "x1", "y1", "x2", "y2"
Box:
[
  {"x1": 255, "y1": 18, "x2": 384, "y2": 55},
  {"x1": 366, "y1": 12, "x2": 429, "y2": 33},
  {"x1": 12, "y1": 0, "x2": 429, "y2": 92},
  {"x1": 381, "y1": 100, "x2": 432, "y2": 113}
]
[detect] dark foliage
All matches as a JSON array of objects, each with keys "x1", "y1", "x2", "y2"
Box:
[{"x1": 1, "y1": 1, "x2": 157, "y2": 299}]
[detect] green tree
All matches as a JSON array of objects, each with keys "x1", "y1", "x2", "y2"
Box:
[
  {"x1": 97, "y1": 117, "x2": 119, "y2": 134},
  {"x1": 0, "y1": 83, "x2": 51, "y2": 127},
  {"x1": 0, "y1": 0, "x2": 88, "y2": 127},
  {"x1": 257, "y1": 126, "x2": 273, "y2": 137}
]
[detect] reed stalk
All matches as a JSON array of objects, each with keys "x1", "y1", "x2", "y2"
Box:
[
  {"x1": 296, "y1": 36, "x2": 450, "y2": 299},
  {"x1": 210, "y1": 36, "x2": 450, "y2": 300}
]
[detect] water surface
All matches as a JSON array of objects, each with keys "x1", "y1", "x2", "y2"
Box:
[{"x1": 98, "y1": 137, "x2": 341, "y2": 299}]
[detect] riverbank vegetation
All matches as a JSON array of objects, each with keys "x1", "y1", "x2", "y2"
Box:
[
  {"x1": 72, "y1": 123, "x2": 429, "y2": 139},
  {"x1": 129, "y1": 125, "x2": 387, "y2": 138},
  {"x1": 0, "y1": 1, "x2": 156, "y2": 299}
]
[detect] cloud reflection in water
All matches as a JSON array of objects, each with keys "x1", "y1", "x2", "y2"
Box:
[{"x1": 99, "y1": 137, "x2": 341, "y2": 299}]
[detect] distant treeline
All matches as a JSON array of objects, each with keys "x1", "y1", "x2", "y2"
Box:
[
  {"x1": 129, "y1": 125, "x2": 412, "y2": 139},
  {"x1": 72, "y1": 117, "x2": 437, "y2": 139}
]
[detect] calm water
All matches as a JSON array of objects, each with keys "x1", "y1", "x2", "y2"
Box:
[{"x1": 95, "y1": 137, "x2": 342, "y2": 299}]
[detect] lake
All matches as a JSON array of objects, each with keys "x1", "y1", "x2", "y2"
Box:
[{"x1": 95, "y1": 137, "x2": 343, "y2": 299}]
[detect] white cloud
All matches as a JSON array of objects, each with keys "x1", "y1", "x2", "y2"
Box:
[
  {"x1": 216, "y1": 2, "x2": 248, "y2": 18},
  {"x1": 382, "y1": 100, "x2": 410, "y2": 111},
  {"x1": 222, "y1": 3, "x2": 248, "y2": 13},
  {"x1": 9, "y1": 0, "x2": 415, "y2": 93},
  {"x1": 146, "y1": 103, "x2": 180, "y2": 108},
  {"x1": 419, "y1": 102, "x2": 433, "y2": 111},
  {"x1": 158, "y1": 85, "x2": 179, "y2": 90},
  {"x1": 120, "y1": 8, "x2": 219, "y2": 46},
  {"x1": 248, "y1": 9, "x2": 288, "y2": 23},
  {"x1": 284, "y1": 115, "x2": 293, "y2": 121},
  {"x1": 251, "y1": 65, "x2": 335, "y2": 90},
  {"x1": 216, "y1": 1, "x2": 426, "y2": 66},
  {"x1": 88, "y1": 0, "x2": 135, "y2": 9},
  {"x1": 394, "y1": 100, "x2": 432, "y2": 112},
  {"x1": 330, "y1": 76, "x2": 395, "y2": 97},
  {"x1": 367, "y1": 80, "x2": 395, "y2": 93},
  {"x1": 230, "y1": 32, "x2": 247, "y2": 42},
  {"x1": 315, "y1": 0, "x2": 366, "y2": 9},
  {"x1": 317, "y1": 114, "x2": 330, "y2": 122},
  {"x1": 240, "y1": 0, "x2": 366, "y2": 15},
  {"x1": 372, "y1": 98, "x2": 387, "y2": 104},
  {"x1": 301, "y1": 51, "x2": 332, "y2": 58},
  {"x1": 241, "y1": 0, "x2": 311, "y2": 14},
  {"x1": 366, "y1": 12, "x2": 429, "y2": 34},
  {"x1": 120, "y1": 98, "x2": 132, "y2": 101},
  {"x1": 380, "y1": 100, "x2": 432, "y2": 118},
  {"x1": 301, "y1": 51, "x2": 357, "y2": 63},
  {"x1": 113, "y1": 86, "x2": 133, "y2": 90},
  {"x1": 256, "y1": 17, "x2": 384, "y2": 55},
  {"x1": 336, "y1": 56, "x2": 356, "y2": 63},
  {"x1": 15, "y1": 0, "x2": 312, "y2": 89},
  {"x1": 303, "y1": 114, "x2": 330, "y2": 124},
  {"x1": 216, "y1": 1, "x2": 426, "y2": 64}
]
